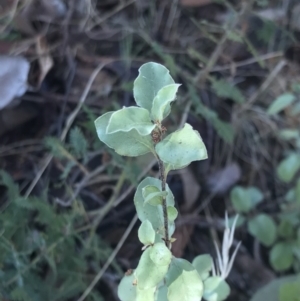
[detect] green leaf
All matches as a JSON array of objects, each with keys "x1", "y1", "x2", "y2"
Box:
[
  {"x1": 278, "y1": 129, "x2": 299, "y2": 140},
  {"x1": 167, "y1": 206, "x2": 178, "y2": 222},
  {"x1": 156, "y1": 123, "x2": 207, "y2": 170},
  {"x1": 149, "y1": 242, "x2": 172, "y2": 266},
  {"x1": 203, "y1": 276, "x2": 230, "y2": 301},
  {"x1": 106, "y1": 107, "x2": 155, "y2": 136},
  {"x1": 267, "y1": 93, "x2": 296, "y2": 115},
  {"x1": 279, "y1": 279, "x2": 300, "y2": 301},
  {"x1": 211, "y1": 78, "x2": 245, "y2": 104},
  {"x1": 278, "y1": 219, "x2": 294, "y2": 239},
  {"x1": 134, "y1": 177, "x2": 175, "y2": 239},
  {"x1": 142, "y1": 185, "x2": 167, "y2": 206},
  {"x1": 166, "y1": 258, "x2": 203, "y2": 301},
  {"x1": 270, "y1": 242, "x2": 294, "y2": 272},
  {"x1": 230, "y1": 186, "x2": 263, "y2": 213},
  {"x1": 94, "y1": 112, "x2": 155, "y2": 157},
  {"x1": 134, "y1": 62, "x2": 175, "y2": 112},
  {"x1": 192, "y1": 254, "x2": 213, "y2": 280},
  {"x1": 295, "y1": 178, "x2": 300, "y2": 203},
  {"x1": 247, "y1": 214, "x2": 277, "y2": 246},
  {"x1": 138, "y1": 220, "x2": 156, "y2": 245},
  {"x1": 118, "y1": 273, "x2": 136, "y2": 301},
  {"x1": 69, "y1": 126, "x2": 88, "y2": 158},
  {"x1": 135, "y1": 246, "x2": 169, "y2": 289},
  {"x1": 277, "y1": 153, "x2": 300, "y2": 183},
  {"x1": 136, "y1": 286, "x2": 156, "y2": 301},
  {"x1": 250, "y1": 275, "x2": 300, "y2": 301},
  {"x1": 155, "y1": 285, "x2": 168, "y2": 301},
  {"x1": 151, "y1": 84, "x2": 181, "y2": 122}
]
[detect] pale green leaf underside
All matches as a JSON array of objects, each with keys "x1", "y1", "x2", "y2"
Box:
[
  {"x1": 94, "y1": 112, "x2": 154, "y2": 157},
  {"x1": 142, "y1": 185, "x2": 167, "y2": 206},
  {"x1": 151, "y1": 84, "x2": 181, "y2": 122},
  {"x1": 192, "y1": 254, "x2": 213, "y2": 279},
  {"x1": 156, "y1": 123, "x2": 208, "y2": 170},
  {"x1": 134, "y1": 62, "x2": 175, "y2": 112},
  {"x1": 107, "y1": 107, "x2": 155, "y2": 136},
  {"x1": 166, "y1": 258, "x2": 203, "y2": 301},
  {"x1": 136, "y1": 286, "x2": 156, "y2": 301},
  {"x1": 203, "y1": 276, "x2": 230, "y2": 301},
  {"x1": 149, "y1": 242, "x2": 172, "y2": 266},
  {"x1": 167, "y1": 206, "x2": 178, "y2": 221},
  {"x1": 138, "y1": 220, "x2": 156, "y2": 245},
  {"x1": 118, "y1": 273, "x2": 136, "y2": 301},
  {"x1": 276, "y1": 153, "x2": 300, "y2": 183},
  {"x1": 135, "y1": 247, "x2": 169, "y2": 289},
  {"x1": 267, "y1": 93, "x2": 296, "y2": 115},
  {"x1": 134, "y1": 177, "x2": 175, "y2": 239}
]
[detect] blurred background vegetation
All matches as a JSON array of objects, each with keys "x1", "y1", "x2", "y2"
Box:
[{"x1": 0, "y1": 0, "x2": 300, "y2": 300}]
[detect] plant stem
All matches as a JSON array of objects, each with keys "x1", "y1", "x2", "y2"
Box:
[{"x1": 158, "y1": 158, "x2": 170, "y2": 248}]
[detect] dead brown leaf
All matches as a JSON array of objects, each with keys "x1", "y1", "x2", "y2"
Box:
[{"x1": 35, "y1": 36, "x2": 54, "y2": 88}]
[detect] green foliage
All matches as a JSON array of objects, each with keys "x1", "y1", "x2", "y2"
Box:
[
  {"x1": 230, "y1": 186, "x2": 263, "y2": 213},
  {"x1": 250, "y1": 275, "x2": 300, "y2": 301},
  {"x1": 267, "y1": 93, "x2": 296, "y2": 115},
  {"x1": 155, "y1": 123, "x2": 208, "y2": 171},
  {"x1": 188, "y1": 85, "x2": 234, "y2": 143},
  {"x1": 247, "y1": 214, "x2": 277, "y2": 247},
  {"x1": 94, "y1": 62, "x2": 235, "y2": 301},
  {"x1": 0, "y1": 170, "x2": 112, "y2": 301},
  {"x1": 276, "y1": 153, "x2": 300, "y2": 183},
  {"x1": 270, "y1": 242, "x2": 294, "y2": 272},
  {"x1": 210, "y1": 78, "x2": 245, "y2": 104},
  {"x1": 69, "y1": 126, "x2": 88, "y2": 158}
]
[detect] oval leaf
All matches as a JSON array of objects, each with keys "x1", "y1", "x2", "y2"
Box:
[
  {"x1": 250, "y1": 275, "x2": 300, "y2": 301},
  {"x1": 94, "y1": 112, "x2": 155, "y2": 156},
  {"x1": 138, "y1": 220, "x2": 156, "y2": 246},
  {"x1": 203, "y1": 276, "x2": 230, "y2": 301},
  {"x1": 151, "y1": 84, "x2": 181, "y2": 122},
  {"x1": 135, "y1": 247, "x2": 169, "y2": 289},
  {"x1": 134, "y1": 62, "x2": 175, "y2": 112},
  {"x1": 270, "y1": 242, "x2": 294, "y2": 272},
  {"x1": 134, "y1": 177, "x2": 175, "y2": 239},
  {"x1": 118, "y1": 273, "x2": 137, "y2": 301},
  {"x1": 156, "y1": 123, "x2": 207, "y2": 170},
  {"x1": 167, "y1": 206, "x2": 178, "y2": 222},
  {"x1": 107, "y1": 107, "x2": 155, "y2": 136},
  {"x1": 247, "y1": 214, "x2": 277, "y2": 246},
  {"x1": 276, "y1": 153, "x2": 300, "y2": 183},
  {"x1": 142, "y1": 185, "x2": 167, "y2": 206},
  {"x1": 230, "y1": 186, "x2": 263, "y2": 213},
  {"x1": 267, "y1": 93, "x2": 296, "y2": 115},
  {"x1": 149, "y1": 242, "x2": 172, "y2": 266},
  {"x1": 192, "y1": 254, "x2": 213, "y2": 280},
  {"x1": 136, "y1": 286, "x2": 156, "y2": 301},
  {"x1": 166, "y1": 258, "x2": 203, "y2": 301}
]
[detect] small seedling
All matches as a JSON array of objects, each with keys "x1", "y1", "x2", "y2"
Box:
[{"x1": 94, "y1": 62, "x2": 239, "y2": 301}]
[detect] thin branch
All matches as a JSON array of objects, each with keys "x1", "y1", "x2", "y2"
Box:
[
  {"x1": 77, "y1": 214, "x2": 138, "y2": 301},
  {"x1": 158, "y1": 158, "x2": 169, "y2": 248}
]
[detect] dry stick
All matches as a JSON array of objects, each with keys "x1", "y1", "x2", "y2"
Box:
[
  {"x1": 77, "y1": 214, "x2": 138, "y2": 301},
  {"x1": 25, "y1": 62, "x2": 107, "y2": 198},
  {"x1": 87, "y1": 0, "x2": 136, "y2": 30},
  {"x1": 211, "y1": 51, "x2": 283, "y2": 72},
  {"x1": 239, "y1": 59, "x2": 287, "y2": 112}
]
